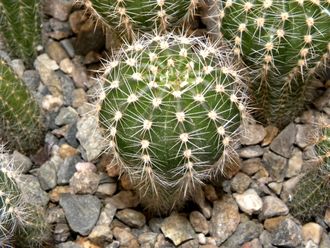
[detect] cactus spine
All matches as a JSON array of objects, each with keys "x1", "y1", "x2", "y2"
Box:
[
  {"x1": 80, "y1": 0, "x2": 198, "y2": 41},
  {"x1": 289, "y1": 116, "x2": 330, "y2": 222},
  {"x1": 0, "y1": 59, "x2": 44, "y2": 154},
  {"x1": 98, "y1": 33, "x2": 248, "y2": 213},
  {"x1": 0, "y1": 0, "x2": 41, "y2": 65},
  {"x1": 218, "y1": 0, "x2": 330, "y2": 127}
]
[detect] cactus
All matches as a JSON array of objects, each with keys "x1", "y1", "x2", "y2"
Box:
[
  {"x1": 0, "y1": 58, "x2": 44, "y2": 154},
  {"x1": 98, "y1": 33, "x2": 248, "y2": 213},
  {"x1": 79, "y1": 0, "x2": 199, "y2": 41},
  {"x1": 218, "y1": 0, "x2": 330, "y2": 128},
  {"x1": 289, "y1": 116, "x2": 329, "y2": 222},
  {"x1": 0, "y1": 0, "x2": 41, "y2": 66}
]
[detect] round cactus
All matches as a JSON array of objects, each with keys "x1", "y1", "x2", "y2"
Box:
[
  {"x1": 79, "y1": 0, "x2": 199, "y2": 40},
  {"x1": 218, "y1": 0, "x2": 330, "y2": 127},
  {"x1": 98, "y1": 33, "x2": 248, "y2": 212}
]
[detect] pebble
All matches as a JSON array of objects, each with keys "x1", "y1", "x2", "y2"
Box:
[
  {"x1": 270, "y1": 122, "x2": 296, "y2": 158},
  {"x1": 271, "y1": 218, "x2": 302, "y2": 247},
  {"x1": 161, "y1": 213, "x2": 196, "y2": 246},
  {"x1": 54, "y1": 223, "x2": 71, "y2": 242},
  {"x1": 60, "y1": 39, "x2": 75, "y2": 58},
  {"x1": 241, "y1": 158, "x2": 262, "y2": 176},
  {"x1": 221, "y1": 220, "x2": 264, "y2": 247},
  {"x1": 71, "y1": 59, "x2": 89, "y2": 88},
  {"x1": 72, "y1": 88, "x2": 87, "y2": 108},
  {"x1": 57, "y1": 155, "x2": 82, "y2": 185},
  {"x1": 295, "y1": 124, "x2": 319, "y2": 149},
  {"x1": 286, "y1": 149, "x2": 303, "y2": 178},
  {"x1": 325, "y1": 208, "x2": 330, "y2": 227},
  {"x1": 262, "y1": 126, "x2": 279, "y2": 146},
  {"x1": 12, "y1": 150, "x2": 32, "y2": 173},
  {"x1": 59, "y1": 144, "x2": 78, "y2": 159},
  {"x1": 49, "y1": 186, "x2": 72, "y2": 203},
  {"x1": 268, "y1": 182, "x2": 282, "y2": 195},
  {"x1": 112, "y1": 227, "x2": 139, "y2": 247},
  {"x1": 55, "y1": 106, "x2": 79, "y2": 126},
  {"x1": 242, "y1": 238, "x2": 263, "y2": 248},
  {"x1": 260, "y1": 196, "x2": 289, "y2": 220},
  {"x1": 240, "y1": 123, "x2": 266, "y2": 145},
  {"x1": 43, "y1": 0, "x2": 74, "y2": 21},
  {"x1": 47, "y1": 41, "x2": 69, "y2": 64},
  {"x1": 48, "y1": 18, "x2": 72, "y2": 40},
  {"x1": 10, "y1": 59, "x2": 25, "y2": 77},
  {"x1": 262, "y1": 150, "x2": 287, "y2": 182},
  {"x1": 42, "y1": 95, "x2": 64, "y2": 112},
  {"x1": 97, "y1": 202, "x2": 117, "y2": 226},
  {"x1": 38, "y1": 159, "x2": 58, "y2": 190},
  {"x1": 209, "y1": 196, "x2": 240, "y2": 245},
  {"x1": 46, "y1": 206, "x2": 66, "y2": 224},
  {"x1": 76, "y1": 116, "x2": 105, "y2": 161},
  {"x1": 88, "y1": 225, "x2": 113, "y2": 245},
  {"x1": 57, "y1": 241, "x2": 83, "y2": 248},
  {"x1": 59, "y1": 193, "x2": 101, "y2": 236},
  {"x1": 302, "y1": 222, "x2": 323, "y2": 245},
  {"x1": 189, "y1": 211, "x2": 209, "y2": 234},
  {"x1": 231, "y1": 172, "x2": 251, "y2": 193},
  {"x1": 22, "y1": 69, "x2": 40, "y2": 91},
  {"x1": 264, "y1": 216, "x2": 286, "y2": 232},
  {"x1": 57, "y1": 71, "x2": 75, "y2": 106},
  {"x1": 70, "y1": 170, "x2": 100, "y2": 194},
  {"x1": 138, "y1": 232, "x2": 158, "y2": 246},
  {"x1": 233, "y1": 189, "x2": 263, "y2": 215},
  {"x1": 239, "y1": 145, "x2": 264, "y2": 158},
  {"x1": 115, "y1": 209, "x2": 146, "y2": 228},
  {"x1": 107, "y1": 191, "x2": 139, "y2": 209}
]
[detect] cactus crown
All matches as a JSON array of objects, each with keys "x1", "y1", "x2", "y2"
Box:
[
  {"x1": 218, "y1": 0, "x2": 330, "y2": 127},
  {"x1": 98, "y1": 33, "x2": 248, "y2": 212},
  {"x1": 80, "y1": 0, "x2": 198, "y2": 40},
  {"x1": 0, "y1": 59, "x2": 44, "y2": 154},
  {"x1": 0, "y1": 0, "x2": 41, "y2": 65}
]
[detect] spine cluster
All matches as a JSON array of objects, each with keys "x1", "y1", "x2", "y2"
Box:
[
  {"x1": 218, "y1": 0, "x2": 330, "y2": 127},
  {"x1": 98, "y1": 33, "x2": 249, "y2": 212}
]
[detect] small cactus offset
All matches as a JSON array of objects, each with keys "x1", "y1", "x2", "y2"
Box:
[
  {"x1": 289, "y1": 117, "x2": 330, "y2": 222},
  {"x1": 0, "y1": 0, "x2": 41, "y2": 65},
  {"x1": 0, "y1": 59, "x2": 44, "y2": 154},
  {"x1": 79, "y1": 0, "x2": 199, "y2": 41},
  {"x1": 98, "y1": 33, "x2": 249, "y2": 213},
  {"x1": 218, "y1": 0, "x2": 330, "y2": 128}
]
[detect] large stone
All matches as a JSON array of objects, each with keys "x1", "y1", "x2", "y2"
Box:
[
  {"x1": 161, "y1": 213, "x2": 196, "y2": 246},
  {"x1": 302, "y1": 222, "x2": 323, "y2": 245},
  {"x1": 210, "y1": 196, "x2": 240, "y2": 245},
  {"x1": 239, "y1": 145, "x2": 264, "y2": 158},
  {"x1": 115, "y1": 209, "x2": 146, "y2": 228},
  {"x1": 76, "y1": 116, "x2": 105, "y2": 161},
  {"x1": 286, "y1": 149, "x2": 303, "y2": 178},
  {"x1": 270, "y1": 123, "x2": 296, "y2": 158},
  {"x1": 271, "y1": 218, "x2": 302, "y2": 247},
  {"x1": 107, "y1": 190, "x2": 139, "y2": 209},
  {"x1": 59, "y1": 194, "x2": 101, "y2": 236},
  {"x1": 17, "y1": 175, "x2": 49, "y2": 206},
  {"x1": 231, "y1": 172, "x2": 251, "y2": 193},
  {"x1": 240, "y1": 124, "x2": 266, "y2": 145},
  {"x1": 12, "y1": 150, "x2": 32, "y2": 173},
  {"x1": 262, "y1": 150, "x2": 287, "y2": 182},
  {"x1": 37, "y1": 159, "x2": 58, "y2": 190},
  {"x1": 260, "y1": 196, "x2": 289, "y2": 220},
  {"x1": 233, "y1": 189, "x2": 263, "y2": 215}
]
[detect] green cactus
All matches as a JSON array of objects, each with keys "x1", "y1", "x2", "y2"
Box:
[
  {"x1": 218, "y1": 0, "x2": 330, "y2": 128},
  {"x1": 0, "y1": 59, "x2": 44, "y2": 154},
  {"x1": 289, "y1": 118, "x2": 329, "y2": 222},
  {"x1": 98, "y1": 33, "x2": 248, "y2": 213},
  {"x1": 0, "y1": 0, "x2": 41, "y2": 66},
  {"x1": 79, "y1": 0, "x2": 198, "y2": 41}
]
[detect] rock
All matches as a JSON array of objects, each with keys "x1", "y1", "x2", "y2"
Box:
[
  {"x1": 231, "y1": 172, "x2": 251, "y2": 193},
  {"x1": 71, "y1": 59, "x2": 89, "y2": 88},
  {"x1": 60, "y1": 39, "x2": 75, "y2": 58},
  {"x1": 69, "y1": 10, "x2": 87, "y2": 34},
  {"x1": 49, "y1": 186, "x2": 72, "y2": 203},
  {"x1": 55, "y1": 107, "x2": 79, "y2": 126},
  {"x1": 12, "y1": 150, "x2": 32, "y2": 173},
  {"x1": 96, "y1": 183, "x2": 117, "y2": 198},
  {"x1": 264, "y1": 216, "x2": 286, "y2": 232},
  {"x1": 260, "y1": 230, "x2": 276, "y2": 248},
  {"x1": 209, "y1": 196, "x2": 240, "y2": 245},
  {"x1": 57, "y1": 241, "x2": 82, "y2": 248},
  {"x1": 59, "y1": 194, "x2": 101, "y2": 236},
  {"x1": 295, "y1": 124, "x2": 319, "y2": 149},
  {"x1": 233, "y1": 189, "x2": 263, "y2": 215},
  {"x1": 115, "y1": 209, "x2": 146, "y2": 228},
  {"x1": 239, "y1": 145, "x2": 264, "y2": 158},
  {"x1": 242, "y1": 238, "x2": 262, "y2": 248},
  {"x1": 42, "y1": 95, "x2": 63, "y2": 112},
  {"x1": 178, "y1": 239, "x2": 199, "y2": 248},
  {"x1": 17, "y1": 175, "x2": 49, "y2": 206},
  {"x1": 268, "y1": 182, "x2": 282, "y2": 195},
  {"x1": 54, "y1": 223, "x2": 71, "y2": 242},
  {"x1": 320, "y1": 232, "x2": 330, "y2": 248},
  {"x1": 262, "y1": 150, "x2": 287, "y2": 182},
  {"x1": 240, "y1": 124, "x2": 266, "y2": 145},
  {"x1": 60, "y1": 58, "x2": 74, "y2": 74},
  {"x1": 88, "y1": 225, "x2": 113, "y2": 245},
  {"x1": 194, "y1": 186, "x2": 212, "y2": 219},
  {"x1": 35, "y1": 53, "x2": 59, "y2": 70},
  {"x1": 221, "y1": 220, "x2": 264, "y2": 247},
  {"x1": 260, "y1": 196, "x2": 289, "y2": 220},
  {"x1": 76, "y1": 116, "x2": 105, "y2": 161},
  {"x1": 197, "y1": 233, "x2": 207, "y2": 245},
  {"x1": 271, "y1": 218, "x2": 302, "y2": 247},
  {"x1": 10, "y1": 59, "x2": 25, "y2": 78},
  {"x1": 262, "y1": 126, "x2": 279, "y2": 146},
  {"x1": 189, "y1": 211, "x2": 209, "y2": 234},
  {"x1": 57, "y1": 71, "x2": 75, "y2": 106},
  {"x1": 325, "y1": 208, "x2": 330, "y2": 227},
  {"x1": 241, "y1": 158, "x2": 262, "y2": 176},
  {"x1": 286, "y1": 149, "x2": 303, "y2": 178},
  {"x1": 107, "y1": 191, "x2": 139, "y2": 209},
  {"x1": 149, "y1": 218, "x2": 163, "y2": 233},
  {"x1": 280, "y1": 175, "x2": 303, "y2": 202},
  {"x1": 138, "y1": 232, "x2": 158, "y2": 246},
  {"x1": 47, "y1": 18, "x2": 73, "y2": 40},
  {"x1": 161, "y1": 213, "x2": 196, "y2": 246},
  {"x1": 270, "y1": 123, "x2": 296, "y2": 158},
  {"x1": 43, "y1": 0, "x2": 74, "y2": 21},
  {"x1": 72, "y1": 88, "x2": 87, "y2": 108},
  {"x1": 76, "y1": 162, "x2": 97, "y2": 172},
  {"x1": 37, "y1": 159, "x2": 58, "y2": 190},
  {"x1": 59, "y1": 144, "x2": 78, "y2": 159},
  {"x1": 46, "y1": 206, "x2": 66, "y2": 223},
  {"x1": 112, "y1": 227, "x2": 139, "y2": 247},
  {"x1": 70, "y1": 170, "x2": 100, "y2": 194},
  {"x1": 302, "y1": 222, "x2": 323, "y2": 245},
  {"x1": 203, "y1": 184, "x2": 218, "y2": 202},
  {"x1": 22, "y1": 69, "x2": 40, "y2": 91},
  {"x1": 57, "y1": 155, "x2": 82, "y2": 185},
  {"x1": 46, "y1": 41, "x2": 69, "y2": 64}
]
